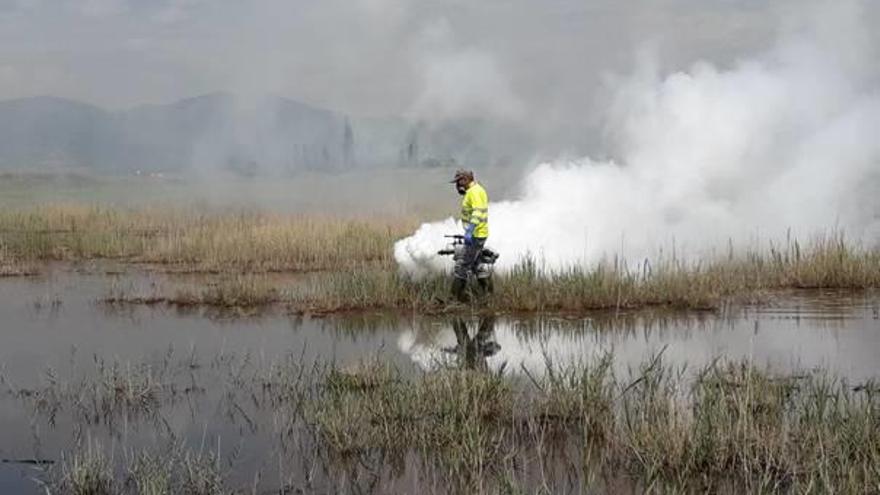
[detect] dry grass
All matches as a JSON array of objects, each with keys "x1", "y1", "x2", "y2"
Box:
[
  {"x1": 99, "y1": 233, "x2": 880, "y2": 313},
  {"x1": 103, "y1": 275, "x2": 283, "y2": 309},
  {"x1": 0, "y1": 263, "x2": 40, "y2": 277},
  {"x1": 56, "y1": 440, "x2": 115, "y2": 495},
  {"x1": 3, "y1": 204, "x2": 878, "y2": 313},
  {"x1": 292, "y1": 234, "x2": 880, "y2": 313},
  {"x1": 52, "y1": 441, "x2": 225, "y2": 495},
  {"x1": 0, "y1": 245, "x2": 40, "y2": 276},
  {"x1": 0, "y1": 204, "x2": 417, "y2": 272},
  {"x1": 310, "y1": 357, "x2": 880, "y2": 493}
]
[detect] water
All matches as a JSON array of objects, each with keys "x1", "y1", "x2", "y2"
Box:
[
  {"x1": 0, "y1": 268, "x2": 878, "y2": 493},
  {"x1": 400, "y1": 295, "x2": 880, "y2": 381}
]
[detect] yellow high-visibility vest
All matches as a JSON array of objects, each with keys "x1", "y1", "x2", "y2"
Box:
[{"x1": 460, "y1": 182, "x2": 489, "y2": 238}]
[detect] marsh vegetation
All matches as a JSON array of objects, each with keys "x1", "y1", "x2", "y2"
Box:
[
  {"x1": 1, "y1": 256, "x2": 877, "y2": 493},
  {"x1": 1, "y1": 198, "x2": 877, "y2": 492},
  {"x1": 0, "y1": 204, "x2": 413, "y2": 273},
  {"x1": 3, "y1": 348, "x2": 878, "y2": 494},
  {"x1": 13, "y1": 202, "x2": 863, "y2": 313}
]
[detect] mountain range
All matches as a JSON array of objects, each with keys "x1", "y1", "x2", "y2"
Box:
[{"x1": 0, "y1": 93, "x2": 533, "y2": 176}]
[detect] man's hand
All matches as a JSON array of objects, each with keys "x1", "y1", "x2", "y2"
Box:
[{"x1": 464, "y1": 224, "x2": 475, "y2": 245}]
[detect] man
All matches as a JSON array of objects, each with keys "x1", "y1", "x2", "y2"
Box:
[{"x1": 450, "y1": 169, "x2": 489, "y2": 301}]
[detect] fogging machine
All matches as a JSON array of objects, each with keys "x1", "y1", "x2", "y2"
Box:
[{"x1": 437, "y1": 235, "x2": 500, "y2": 280}]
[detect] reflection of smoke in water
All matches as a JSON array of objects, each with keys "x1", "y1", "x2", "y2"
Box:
[
  {"x1": 395, "y1": 5, "x2": 880, "y2": 277},
  {"x1": 397, "y1": 310, "x2": 880, "y2": 381}
]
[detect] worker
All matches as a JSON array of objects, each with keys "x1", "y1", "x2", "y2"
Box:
[{"x1": 450, "y1": 169, "x2": 489, "y2": 301}]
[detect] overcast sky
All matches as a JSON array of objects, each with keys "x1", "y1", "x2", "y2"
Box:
[{"x1": 1, "y1": 0, "x2": 877, "y2": 152}]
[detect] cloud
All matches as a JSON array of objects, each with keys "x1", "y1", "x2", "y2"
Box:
[{"x1": 78, "y1": 0, "x2": 127, "y2": 18}]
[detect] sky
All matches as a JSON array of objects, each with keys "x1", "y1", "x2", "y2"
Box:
[{"x1": 1, "y1": 0, "x2": 877, "y2": 153}]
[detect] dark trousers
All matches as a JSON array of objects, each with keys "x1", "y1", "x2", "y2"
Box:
[{"x1": 453, "y1": 237, "x2": 486, "y2": 280}]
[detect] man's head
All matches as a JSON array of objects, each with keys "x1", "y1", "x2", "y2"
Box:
[{"x1": 451, "y1": 169, "x2": 474, "y2": 195}]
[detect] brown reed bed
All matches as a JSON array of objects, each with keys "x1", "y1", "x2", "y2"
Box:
[
  {"x1": 95, "y1": 232, "x2": 880, "y2": 314},
  {"x1": 0, "y1": 246, "x2": 40, "y2": 277},
  {"x1": 0, "y1": 263, "x2": 40, "y2": 277},
  {"x1": 291, "y1": 234, "x2": 880, "y2": 314},
  {"x1": 103, "y1": 274, "x2": 284, "y2": 310},
  {"x1": 0, "y1": 203, "x2": 417, "y2": 273},
  {"x1": 2, "y1": 204, "x2": 877, "y2": 313}
]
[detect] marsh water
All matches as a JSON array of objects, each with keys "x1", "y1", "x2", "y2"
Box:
[{"x1": 0, "y1": 267, "x2": 878, "y2": 493}]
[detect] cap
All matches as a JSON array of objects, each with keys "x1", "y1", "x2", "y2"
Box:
[{"x1": 449, "y1": 169, "x2": 474, "y2": 183}]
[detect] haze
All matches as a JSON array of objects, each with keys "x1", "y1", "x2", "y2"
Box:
[{"x1": 6, "y1": 0, "x2": 872, "y2": 159}]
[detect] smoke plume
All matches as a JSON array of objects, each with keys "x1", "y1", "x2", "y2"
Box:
[{"x1": 394, "y1": 3, "x2": 880, "y2": 276}]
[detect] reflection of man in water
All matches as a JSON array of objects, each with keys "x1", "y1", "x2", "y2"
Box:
[{"x1": 446, "y1": 316, "x2": 501, "y2": 371}]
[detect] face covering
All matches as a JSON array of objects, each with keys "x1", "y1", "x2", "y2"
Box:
[{"x1": 456, "y1": 184, "x2": 466, "y2": 195}]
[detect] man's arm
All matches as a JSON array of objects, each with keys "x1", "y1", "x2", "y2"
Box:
[{"x1": 463, "y1": 222, "x2": 476, "y2": 245}]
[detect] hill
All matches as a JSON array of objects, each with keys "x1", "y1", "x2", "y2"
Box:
[{"x1": 0, "y1": 93, "x2": 532, "y2": 175}]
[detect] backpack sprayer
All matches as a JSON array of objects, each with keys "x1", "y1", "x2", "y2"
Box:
[{"x1": 437, "y1": 235, "x2": 500, "y2": 284}]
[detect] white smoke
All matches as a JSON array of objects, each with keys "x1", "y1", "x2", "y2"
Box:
[
  {"x1": 395, "y1": 2, "x2": 880, "y2": 276},
  {"x1": 408, "y1": 19, "x2": 525, "y2": 123}
]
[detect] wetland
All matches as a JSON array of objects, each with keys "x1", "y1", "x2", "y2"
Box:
[
  {"x1": 0, "y1": 194, "x2": 877, "y2": 493},
  {"x1": 0, "y1": 264, "x2": 877, "y2": 493}
]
